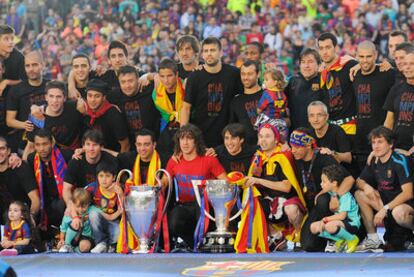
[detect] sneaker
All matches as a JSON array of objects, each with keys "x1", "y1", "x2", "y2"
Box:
[
  {"x1": 91, "y1": 242, "x2": 108, "y2": 253},
  {"x1": 269, "y1": 237, "x2": 287, "y2": 252},
  {"x1": 59, "y1": 245, "x2": 73, "y2": 253},
  {"x1": 0, "y1": 249, "x2": 18, "y2": 256},
  {"x1": 335, "y1": 240, "x2": 346, "y2": 253},
  {"x1": 293, "y1": 242, "x2": 303, "y2": 252},
  {"x1": 355, "y1": 238, "x2": 383, "y2": 253},
  {"x1": 324, "y1": 241, "x2": 336, "y2": 253},
  {"x1": 346, "y1": 236, "x2": 359, "y2": 253},
  {"x1": 171, "y1": 237, "x2": 193, "y2": 253},
  {"x1": 107, "y1": 244, "x2": 116, "y2": 253}
]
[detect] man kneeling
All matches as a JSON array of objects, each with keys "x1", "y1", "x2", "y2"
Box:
[{"x1": 355, "y1": 126, "x2": 414, "y2": 252}]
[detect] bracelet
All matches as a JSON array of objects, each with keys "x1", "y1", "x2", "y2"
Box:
[
  {"x1": 73, "y1": 216, "x2": 81, "y2": 219},
  {"x1": 322, "y1": 217, "x2": 329, "y2": 224},
  {"x1": 383, "y1": 204, "x2": 390, "y2": 211}
]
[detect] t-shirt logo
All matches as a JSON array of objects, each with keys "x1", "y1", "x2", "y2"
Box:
[
  {"x1": 244, "y1": 100, "x2": 259, "y2": 125},
  {"x1": 124, "y1": 101, "x2": 143, "y2": 132},
  {"x1": 312, "y1": 83, "x2": 320, "y2": 91},
  {"x1": 327, "y1": 77, "x2": 343, "y2": 112},
  {"x1": 356, "y1": 83, "x2": 371, "y2": 116},
  {"x1": 207, "y1": 83, "x2": 224, "y2": 116},
  {"x1": 398, "y1": 91, "x2": 414, "y2": 124}
]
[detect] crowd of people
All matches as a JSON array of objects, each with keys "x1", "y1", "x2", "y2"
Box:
[
  {"x1": 2, "y1": 0, "x2": 414, "y2": 78},
  {"x1": 0, "y1": 0, "x2": 412, "y2": 256}
]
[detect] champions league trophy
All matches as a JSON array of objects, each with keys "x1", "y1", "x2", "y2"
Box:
[
  {"x1": 192, "y1": 180, "x2": 249, "y2": 253},
  {"x1": 117, "y1": 169, "x2": 172, "y2": 254}
]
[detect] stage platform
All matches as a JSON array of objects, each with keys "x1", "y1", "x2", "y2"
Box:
[{"x1": 3, "y1": 252, "x2": 414, "y2": 277}]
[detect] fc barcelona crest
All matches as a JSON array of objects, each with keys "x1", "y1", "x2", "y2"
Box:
[{"x1": 182, "y1": 260, "x2": 293, "y2": 276}]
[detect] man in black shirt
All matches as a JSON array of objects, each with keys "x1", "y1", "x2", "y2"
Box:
[
  {"x1": 308, "y1": 101, "x2": 352, "y2": 164},
  {"x1": 214, "y1": 123, "x2": 256, "y2": 175},
  {"x1": 290, "y1": 128, "x2": 354, "y2": 252},
  {"x1": 318, "y1": 33, "x2": 358, "y2": 135},
  {"x1": 393, "y1": 43, "x2": 414, "y2": 83},
  {"x1": 82, "y1": 79, "x2": 130, "y2": 153},
  {"x1": 0, "y1": 25, "x2": 26, "y2": 95},
  {"x1": 27, "y1": 129, "x2": 72, "y2": 238},
  {"x1": 6, "y1": 51, "x2": 47, "y2": 151},
  {"x1": 286, "y1": 48, "x2": 324, "y2": 131},
  {"x1": 383, "y1": 52, "x2": 414, "y2": 154},
  {"x1": 0, "y1": 136, "x2": 39, "y2": 224},
  {"x1": 118, "y1": 129, "x2": 162, "y2": 184},
  {"x1": 175, "y1": 35, "x2": 201, "y2": 80},
  {"x1": 181, "y1": 37, "x2": 243, "y2": 147},
  {"x1": 63, "y1": 130, "x2": 118, "y2": 206},
  {"x1": 117, "y1": 65, "x2": 160, "y2": 146},
  {"x1": 68, "y1": 53, "x2": 93, "y2": 99},
  {"x1": 356, "y1": 126, "x2": 414, "y2": 252},
  {"x1": 153, "y1": 59, "x2": 183, "y2": 164},
  {"x1": 352, "y1": 41, "x2": 396, "y2": 170},
  {"x1": 25, "y1": 81, "x2": 83, "y2": 159},
  {"x1": 229, "y1": 60, "x2": 262, "y2": 145}
]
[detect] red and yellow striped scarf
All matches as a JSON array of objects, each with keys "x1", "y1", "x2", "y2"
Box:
[
  {"x1": 133, "y1": 150, "x2": 161, "y2": 185},
  {"x1": 320, "y1": 57, "x2": 345, "y2": 90}
]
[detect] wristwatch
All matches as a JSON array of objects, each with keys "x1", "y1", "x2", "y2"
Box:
[{"x1": 383, "y1": 204, "x2": 390, "y2": 211}]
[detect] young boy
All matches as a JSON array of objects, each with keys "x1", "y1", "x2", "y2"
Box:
[
  {"x1": 86, "y1": 162, "x2": 123, "y2": 253},
  {"x1": 310, "y1": 164, "x2": 361, "y2": 253},
  {"x1": 58, "y1": 188, "x2": 98, "y2": 253}
]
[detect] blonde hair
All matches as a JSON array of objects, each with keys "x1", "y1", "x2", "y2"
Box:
[
  {"x1": 72, "y1": 188, "x2": 90, "y2": 207},
  {"x1": 264, "y1": 68, "x2": 287, "y2": 89}
]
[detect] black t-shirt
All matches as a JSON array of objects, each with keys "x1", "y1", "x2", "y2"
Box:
[
  {"x1": 64, "y1": 152, "x2": 118, "y2": 188},
  {"x1": 27, "y1": 101, "x2": 83, "y2": 149},
  {"x1": 295, "y1": 152, "x2": 344, "y2": 208},
  {"x1": 27, "y1": 149, "x2": 73, "y2": 205},
  {"x1": 84, "y1": 106, "x2": 129, "y2": 152},
  {"x1": 310, "y1": 124, "x2": 351, "y2": 153},
  {"x1": 116, "y1": 84, "x2": 160, "y2": 144},
  {"x1": 353, "y1": 66, "x2": 395, "y2": 151},
  {"x1": 185, "y1": 64, "x2": 243, "y2": 147},
  {"x1": 215, "y1": 144, "x2": 257, "y2": 175},
  {"x1": 359, "y1": 152, "x2": 413, "y2": 204},
  {"x1": 323, "y1": 60, "x2": 358, "y2": 121},
  {"x1": 254, "y1": 158, "x2": 296, "y2": 199},
  {"x1": 383, "y1": 81, "x2": 414, "y2": 150},
  {"x1": 0, "y1": 162, "x2": 37, "y2": 212},
  {"x1": 6, "y1": 79, "x2": 48, "y2": 122},
  {"x1": 286, "y1": 74, "x2": 325, "y2": 130},
  {"x1": 3, "y1": 48, "x2": 26, "y2": 81},
  {"x1": 229, "y1": 90, "x2": 262, "y2": 145}
]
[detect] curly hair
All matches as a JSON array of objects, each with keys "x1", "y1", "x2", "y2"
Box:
[{"x1": 173, "y1": 124, "x2": 206, "y2": 156}]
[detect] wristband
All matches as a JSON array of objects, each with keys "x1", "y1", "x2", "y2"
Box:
[
  {"x1": 73, "y1": 216, "x2": 81, "y2": 219},
  {"x1": 322, "y1": 217, "x2": 329, "y2": 224},
  {"x1": 383, "y1": 204, "x2": 390, "y2": 211}
]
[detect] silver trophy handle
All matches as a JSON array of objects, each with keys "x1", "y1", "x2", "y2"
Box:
[
  {"x1": 116, "y1": 169, "x2": 133, "y2": 184},
  {"x1": 155, "y1": 169, "x2": 173, "y2": 216},
  {"x1": 192, "y1": 180, "x2": 215, "y2": 221},
  {"x1": 229, "y1": 186, "x2": 251, "y2": 221}
]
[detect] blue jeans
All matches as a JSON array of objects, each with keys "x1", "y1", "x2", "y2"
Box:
[{"x1": 89, "y1": 209, "x2": 120, "y2": 245}]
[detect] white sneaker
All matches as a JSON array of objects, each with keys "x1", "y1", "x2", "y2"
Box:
[
  {"x1": 324, "y1": 241, "x2": 336, "y2": 253},
  {"x1": 355, "y1": 238, "x2": 383, "y2": 253},
  {"x1": 91, "y1": 241, "x2": 108, "y2": 253},
  {"x1": 59, "y1": 245, "x2": 73, "y2": 253}
]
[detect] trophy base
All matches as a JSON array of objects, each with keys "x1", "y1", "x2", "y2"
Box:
[{"x1": 200, "y1": 232, "x2": 235, "y2": 253}]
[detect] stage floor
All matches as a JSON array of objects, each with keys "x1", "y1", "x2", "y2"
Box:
[{"x1": 3, "y1": 252, "x2": 414, "y2": 277}]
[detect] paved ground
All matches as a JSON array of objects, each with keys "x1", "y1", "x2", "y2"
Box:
[{"x1": 3, "y1": 252, "x2": 414, "y2": 277}]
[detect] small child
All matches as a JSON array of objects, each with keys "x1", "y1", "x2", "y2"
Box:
[
  {"x1": 257, "y1": 68, "x2": 290, "y2": 125},
  {"x1": 310, "y1": 164, "x2": 361, "y2": 253},
  {"x1": 86, "y1": 162, "x2": 123, "y2": 253},
  {"x1": 58, "y1": 188, "x2": 99, "y2": 253},
  {"x1": 0, "y1": 201, "x2": 34, "y2": 256}
]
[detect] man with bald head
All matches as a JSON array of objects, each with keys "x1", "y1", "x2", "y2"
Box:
[
  {"x1": 6, "y1": 51, "x2": 48, "y2": 151},
  {"x1": 352, "y1": 41, "x2": 396, "y2": 171}
]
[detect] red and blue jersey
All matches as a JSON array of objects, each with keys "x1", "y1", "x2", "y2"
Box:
[
  {"x1": 85, "y1": 182, "x2": 119, "y2": 214},
  {"x1": 4, "y1": 220, "x2": 31, "y2": 241}
]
